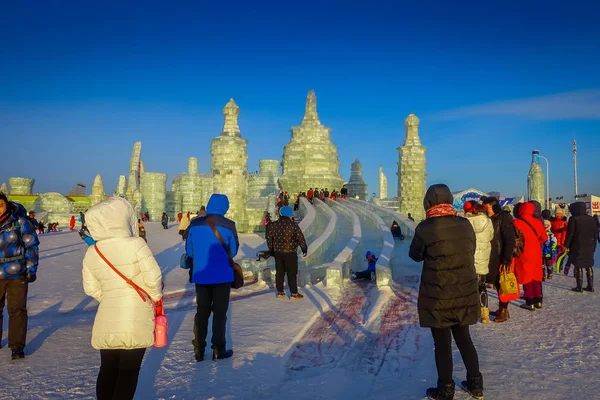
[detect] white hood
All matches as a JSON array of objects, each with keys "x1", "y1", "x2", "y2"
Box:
[{"x1": 85, "y1": 196, "x2": 139, "y2": 241}]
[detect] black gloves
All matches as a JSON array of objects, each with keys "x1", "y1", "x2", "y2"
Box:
[{"x1": 26, "y1": 273, "x2": 36, "y2": 283}]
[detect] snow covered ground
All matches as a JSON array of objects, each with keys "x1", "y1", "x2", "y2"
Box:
[{"x1": 1, "y1": 221, "x2": 599, "y2": 399}]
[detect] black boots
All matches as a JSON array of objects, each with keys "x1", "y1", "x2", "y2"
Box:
[
  {"x1": 11, "y1": 350, "x2": 25, "y2": 360},
  {"x1": 213, "y1": 347, "x2": 233, "y2": 361},
  {"x1": 426, "y1": 381, "x2": 455, "y2": 400},
  {"x1": 461, "y1": 374, "x2": 484, "y2": 400},
  {"x1": 572, "y1": 268, "x2": 584, "y2": 293},
  {"x1": 584, "y1": 268, "x2": 594, "y2": 292}
]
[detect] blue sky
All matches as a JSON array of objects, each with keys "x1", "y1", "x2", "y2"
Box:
[{"x1": 2, "y1": 0, "x2": 599, "y2": 201}]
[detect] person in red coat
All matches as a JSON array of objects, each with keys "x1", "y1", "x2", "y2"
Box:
[
  {"x1": 550, "y1": 207, "x2": 568, "y2": 249},
  {"x1": 69, "y1": 215, "x2": 76, "y2": 231},
  {"x1": 513, "y1": 202, "x2": 548, "y2": 310},
  {"x1": 177, "y1": 212, "x2": 183, "y2": 223}
]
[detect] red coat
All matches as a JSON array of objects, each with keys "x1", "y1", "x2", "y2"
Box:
[
  {"x1": 513, "y1": 202, "x2": 548, "y2": 284},
  {"x1": 69, "y1": 216, "x2": 76, "y2": 228},
  {"x1": 550, "y1": 216, "x2": 567, "y2": 247},
  {"x1": 307, "y1": 190, "x2": 314, "y2": 199}
]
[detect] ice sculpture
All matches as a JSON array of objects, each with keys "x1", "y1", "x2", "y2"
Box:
[
  {"x1": 279, "y1": 90, "x2": 344, "y2": 195},
  {"x1": 0, "y1": 182, "x2": 8, "y2": 194},
  {"x1": 347, "y1": 159, "x2": 368, "y2": 200},
  {"x1": 125, "y1": 141, "x2": 143, "y2": 213},
  {"x1": 379, "y1": 165, "x2": 388, "y2": 199},
  {"x1": 397, "y1": 113, "x2": 427, "y2": 222},
  {"x1": 88, "y1": 174, "x2": 106, "y2": 206},
  {"x1": 140, "y1": 172, "x2": 167, "y2": 221},
  {"x1": 528, "y1": 150, "x2": 545, "y2": 205},
  {"x1": 247, "y1": 159, "x2": 281, "y2": 198},
  {"x1": 8, "y1": 177, "x2": 35, "y2": 195},
  {"x1": 211, "y1": 98, "x2": 249, "y2": 232},
  {"x1": 115, "y1": 175, "x2": 127, "y2": 197}
]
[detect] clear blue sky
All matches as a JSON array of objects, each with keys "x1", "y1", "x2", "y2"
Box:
[{"x1": 2, "y1": 0, "x2": 599, "y2": 201}]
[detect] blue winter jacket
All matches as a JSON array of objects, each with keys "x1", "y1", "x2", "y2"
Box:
[
  {"x1": 365, "y1": 250, "x2": 378, "y2": 273},
  {"x1": 186, "y1": 194, "x2": 239, "y2": 284},
  {"x1": 0, "y1": 202, "x2": 40, "y2": 279}
]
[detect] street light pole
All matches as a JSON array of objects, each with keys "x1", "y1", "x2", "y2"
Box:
[{"x1": 538, "y1": 154, "x2": 550, "y2": 210}]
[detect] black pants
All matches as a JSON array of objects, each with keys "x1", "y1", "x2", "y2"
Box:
[
  {"x1": 193, "y1": 283, "x2": 231, "y2": 354},
  {"x1": 430, "y1": 325, "x2": 480, "y2": 385},
  {"x1": 274, "y1": 252, "x2": 299, "y2": 294},
  {"x1": 0, "y1": 278, "x2": 28, "y2": 351},
  {"x1": 97, "y1": 348, "x2": 146, "y2": 400}
]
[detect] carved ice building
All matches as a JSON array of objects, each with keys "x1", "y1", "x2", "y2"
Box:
[
  {"x1": 247, "y1": 160, "x2": 281, "y2": 198},
  {"x1": 211, "y1": 98, "x2": 249, "y2": 232},
  {"x1": 397, "y1": 113, "x2": 427, "y2": 222},
  {"x1": 347, "y1": 159, "x2": 368, "y2": 200},
  {"x1": 279, "y1": 90, "x2": 344, "y2": 195},
  {"x1": 527, "y1": 150, "x2": 545, "y2": 205},
  {"x1": 173, "y1": 157, "x2": 213, "y2": 217}
]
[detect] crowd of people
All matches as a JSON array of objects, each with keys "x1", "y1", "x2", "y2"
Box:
[
  {"x1": 1, "y1": 186, "x2": 599, "y2": 400},
  {"x1": 409, "y1": 184, "x2": 599, "y2": 400}
]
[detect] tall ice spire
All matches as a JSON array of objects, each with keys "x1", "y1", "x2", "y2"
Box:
[
  {"x1": 221, "y1": 98, "x2": 241, "y2": 137},
  {"x1": 302, "y1": 90, "x2": 320, "y2": 124},
  {"x1": 397, "y1": 113, "x2": 427, "y2": 222}
]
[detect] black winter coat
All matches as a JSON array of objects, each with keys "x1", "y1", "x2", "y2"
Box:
[
  {"x1": 486, "y1": 210, "x2": 515, "y2": 285},
  {"x1": 409, "y1": 184, "x2": 479, "y2": 329},
  {"x1": 564, "y1": 202, "x2": 598, "y2": 269},
  {"x1": 267, "y1": 217, "x2": 308, "y2": 254}
]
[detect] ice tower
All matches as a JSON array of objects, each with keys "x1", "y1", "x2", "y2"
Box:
[
  {"x1": 379, "y1": 165, "x2": 388, "y2": 199},
  {"x1": 347, "y1": 159, "x2": 368, "y2": 200},
  {"x1": 211, "y1": 98, "x2": 248, "y2": 231},
  {"x1": 527, "y1": 150, "x2": 545, "y2": 205},
  {"x1": 397, "y1": 113, "x2": 427, "y2": 222},
  {"x1": 89, "y1": 174, "x2": 105, "y2": 206},
  {"x1": 279, "y1": 90, "x2": 344, "y2": 195}
]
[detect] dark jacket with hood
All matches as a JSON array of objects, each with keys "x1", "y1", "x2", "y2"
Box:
[
  {"x1": 564, "y1": 202, "x2": 598, "y2": 269},
  {"x1": 409, "y1": 184, "x2": 479, "y2": 329},
  {"x1": 0, "y1": 201, "x2": 40, "y2": 280},
  {"x1": 486, "y1": 203, "x2": 516, "y2": 285},
  {"x1": 267, "y1": 217, "x2": 308, "y2": 254},
  {"x1": 186, "y1": 194, "x2": 239, "y2": 284}
]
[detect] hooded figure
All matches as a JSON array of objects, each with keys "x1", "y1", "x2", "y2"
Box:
[
  {"x1": 565, "y1": 202, "x2": 598, "y2": 292},
  {"x1": 409, "y1": 184, "x2": 482, "y2": 400},
  {"x1": 186, "y1": 194, "x2": 239, "y2": 362},
  {"x1": 550, "y1": 207, "x2": 568, "y2": 248},
  {"x1": 81, "y1": 196, "x2": 163, "y2": 399},
  {"x1": 513, "y1": 202, "x2": 547, "y2": 286}
]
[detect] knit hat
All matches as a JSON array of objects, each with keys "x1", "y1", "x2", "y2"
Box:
[
  {"x1": 280, "y1": 206, "x2": 293, "y2": 218},
  {"x1": 463, "y1": 201, "x2": 475, "y2": 214},
  {"x1": 555, "y1": 207, "x2": 564, "y2": 215}
]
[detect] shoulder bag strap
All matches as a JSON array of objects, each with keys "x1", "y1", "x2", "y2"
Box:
[
  {"x1": 93, "y1": 245, "x2": 152, "y2": 303},
  {"x1": 206, "y1": 217, "x2": 234, "y2": 269}
]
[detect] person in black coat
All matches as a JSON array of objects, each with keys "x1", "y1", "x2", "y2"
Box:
[
  {"x1": 409, "y1": 184, "x2": 482, "y2": 400},
  {"x1": 565, "y1": 202, "x2": 598, "y2": 292},
  {"x1": 481, "y1": 197, "x2": 515, "y2": 323}
]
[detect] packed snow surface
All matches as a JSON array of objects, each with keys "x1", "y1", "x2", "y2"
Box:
[{"x1": 1, "y1": 221, "x2": 599, "y2": 399}]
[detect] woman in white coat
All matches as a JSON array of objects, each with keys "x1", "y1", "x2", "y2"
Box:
[
  {"x1": 82, "y1": 197, "x2": 163, "y2": 400},
  {"x1": 464, "y1": 201, "x2": 494, "y2": 324}
]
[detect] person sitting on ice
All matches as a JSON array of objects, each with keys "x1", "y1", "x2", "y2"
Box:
[
  {"x1": 390, "y1": 220, "x2": 404, "y2": 239},
  {"x1": 351, "y1": 251, "x2": 378, "y2": 281}
]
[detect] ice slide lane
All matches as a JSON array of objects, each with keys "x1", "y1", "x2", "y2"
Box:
[{"x1": 285, "y1": 200, "x2": 424, "y2": 388}]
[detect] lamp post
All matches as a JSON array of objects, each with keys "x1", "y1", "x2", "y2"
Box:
[{"x1": 537, "y1": 153, "x2": 550, "y2": 210}]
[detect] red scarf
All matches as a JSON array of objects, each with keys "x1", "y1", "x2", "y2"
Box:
[{"x1": 426, "y1": 204, "x2": 457, "y2": 219}]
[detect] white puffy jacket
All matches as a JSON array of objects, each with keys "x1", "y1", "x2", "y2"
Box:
[
  {"x1": 466, "y1": 213, "x2": 494, "y2": 275},
  {"x1": 82, "y1": 197, "x2": 163, "y2": 350}
]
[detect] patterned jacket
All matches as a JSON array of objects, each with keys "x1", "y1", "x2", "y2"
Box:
[
  {"x1": 267, "y1": 217, "x2": 308, "y2": 254},
  {"x1": 0, "y1": 202, "x2": 40, "y2": 279}
]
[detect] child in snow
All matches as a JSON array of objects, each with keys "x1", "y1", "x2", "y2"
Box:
[
  {"x1": 542, "y1": 220, "x2": 558, "y2": 280},
  {"x1": 161, "y1": 212, "x2": 169, "y2": 229},
  {"x1": 351, "y1": 251, "x2": 377, "y2": 281}
]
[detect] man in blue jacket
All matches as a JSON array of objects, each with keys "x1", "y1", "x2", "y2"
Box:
[
  {"x1": 186, "y1": 194, "x2": 238, "y2": 362},
  {"x1": 0, "y1": 193, "x2": 39, "y2": 360}
]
